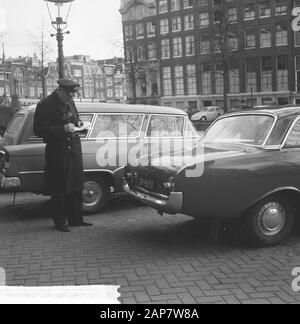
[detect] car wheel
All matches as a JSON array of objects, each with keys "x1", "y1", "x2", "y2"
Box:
[
  {"x1": 243, "y1": 194, "x2": 294, "y2": 247},
  {"x1": 200, "y1": 116, "x2": 207, "y2": 121},
  {"x1": 82, "y1": 176, "x2": 109, "y2": 214}
]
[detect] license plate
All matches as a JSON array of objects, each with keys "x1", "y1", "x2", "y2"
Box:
[{"x1": 139, "y1": 178, "x2": 154, "y2": 190}]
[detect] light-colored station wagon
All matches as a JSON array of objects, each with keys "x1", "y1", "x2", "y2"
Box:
[{"x1": 0, "y1": 103, "x2": 197, "y2": 214}]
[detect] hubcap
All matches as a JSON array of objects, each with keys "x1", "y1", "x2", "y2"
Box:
[
  {"x1": 257, "y1": 201, "x2": 286, "y2": 236},
  {"x1": 83, "y1": 181, "x2": 102, "y2": 207}
]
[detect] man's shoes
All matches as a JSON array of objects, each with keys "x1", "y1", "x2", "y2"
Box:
[
  {"x1": 69, "y1": 221, "x2": 93, "y2": 227},
  {"x1": 56, "y1": 224, "x2": 71, "y2": 232}
]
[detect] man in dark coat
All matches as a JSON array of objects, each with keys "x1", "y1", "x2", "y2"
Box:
[{"x1": 33, "y1": 79, "x2": 92, "y2": 232}]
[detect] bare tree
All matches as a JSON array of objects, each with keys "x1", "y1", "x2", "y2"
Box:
[
  {"x1": 205, "y1": 3, "x2": 242, "y2": 112},
  {"x1": 30, "y1": 21, "x2": 53, "y2": 99}
]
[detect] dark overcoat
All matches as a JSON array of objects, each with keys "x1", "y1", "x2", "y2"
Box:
[{"x1": 33, "y1": 91, "x2": 84, "y2": 196}]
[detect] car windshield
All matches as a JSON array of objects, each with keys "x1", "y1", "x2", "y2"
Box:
[{"x1": 204, "y1": 114, "x2": 275, "y2": 146}]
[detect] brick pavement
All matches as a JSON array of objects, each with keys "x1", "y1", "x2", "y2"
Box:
[{"x1": 0, "y1": 192, "x2": 299, "y2": 304}]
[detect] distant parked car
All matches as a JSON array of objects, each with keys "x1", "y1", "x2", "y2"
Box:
[
  {"x1": 191, "y1": 106, "x2": 224, "y2": 122},
  {"x1": 123, "y1": 106, "x2": 300, "y2": 247},
  {"x1": 0, "y1": 103, "x2": 198, "y2": 214}
]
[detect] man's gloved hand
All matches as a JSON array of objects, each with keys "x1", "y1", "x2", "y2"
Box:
[{"x1": 64, "y1": 123, "x2": 75, "y2": 133}]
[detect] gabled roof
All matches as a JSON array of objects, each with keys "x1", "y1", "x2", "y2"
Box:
[{"x1": 120, "y1": 0, "x2": 155, "y2": 14}]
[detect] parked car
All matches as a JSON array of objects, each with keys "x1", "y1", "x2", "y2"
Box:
[
  {"x1": 123, "y1": 106, "x2": 300, "y2": 246},
  {"x1": 191, "y1": 106, "x2": 224, "y2": 122},
  {"x1": 0, "y1": 103, "x2": 198, "y2": 214}
]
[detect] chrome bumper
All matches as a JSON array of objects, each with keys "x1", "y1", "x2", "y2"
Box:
[
  {"x1": 123, "y1": 182, "x2": 183, "y2": 214},
  {"x1": 1, "y1": 176, "x2": 21, "y2": 189}
]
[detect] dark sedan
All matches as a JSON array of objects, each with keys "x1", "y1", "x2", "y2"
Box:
[{"x1": 124, "y1": 106, "x2": 300, "y2": 246}]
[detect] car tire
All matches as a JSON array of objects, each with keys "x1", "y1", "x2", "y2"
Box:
[
  {"x1": 243, "y1": 194, "x2": 294, "y2": 247},
  {"x1": 82, "y1": 176, "x2": 110, "y2": 215},
  {"x1": 200, "y1": 116, "x2": 207, "y2": 121}
]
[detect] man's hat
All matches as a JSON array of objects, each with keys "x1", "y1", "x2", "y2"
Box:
[{"x1": 57, "y1": 78, "x2": 80, "y2": 92}]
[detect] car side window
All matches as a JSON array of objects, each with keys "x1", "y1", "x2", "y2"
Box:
[
  {"x1": 90, "y1": 114, "x2": 144, "y2": 139},
  {"x1": 283, "y1": 120, "x2": 300, "y2": 148},
  {"x1": 147, "y1": 115, "x2": 184, "y2": 137},
  {"x1": 27, "y1": 113, "x2": 94, "y2": 143}
]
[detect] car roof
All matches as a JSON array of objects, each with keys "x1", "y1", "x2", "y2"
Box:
[
  {"x1": 226, "y1": 105, "x2": 300, "y2": 119},
  {"x1": 19, "y1": 102, "x2": 187, "y2": 116}
]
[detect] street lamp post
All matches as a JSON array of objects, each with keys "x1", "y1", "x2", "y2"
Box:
[{"x1": 44, "y1": 0, "x2": 74, "y2": 79}]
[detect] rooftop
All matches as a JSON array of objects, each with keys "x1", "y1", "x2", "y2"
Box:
[{"x1": 21, "y1": 102, "x2": 187, "y2": 116}]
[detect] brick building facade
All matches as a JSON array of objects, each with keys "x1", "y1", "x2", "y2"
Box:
[
  {"x1": 120, "y1": 0, "x2": 300, "y2": 110},
  {"x1": 0, "y1": 55, "x2": 126, "y2": 103}
]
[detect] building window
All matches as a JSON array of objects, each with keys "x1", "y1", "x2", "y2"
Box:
[
  {"x1": 228, "y1": 7, "x2": 238, "y2": 23},
  {"x1": 147, "y1": 21, "x2": 156, "y2": 37},
  {"x1": 215, "y1": 62, "x2": 224, "y2": 94},
  {"x1": 200, "y1": 34, "x2": 210, "y2": 53},
  {"x1": 162, "y1": 67, "x2": 172, "y2": 96},
  {"x1": 199, "y1": 12, "x2": 209, "y2": 27},
  {"x1": 187, "y1": 64, "x2": 197, "y2": 95},
  {"x1": 260, "y1": 27, "x2": 271, "y2": 48},
  {"x1": 213, "y1": 10, "x2": 222, "y2": 24},
  {"x1": 185, "y1": 35, "x2": 195, "y2": 56},
  {"x1": 137, "y1": 44, "x2": 145, "y2": 61},
  {"x1": 246, "y1": 59, "x2": 257, "y2": 92},
  {"x1": 261, "y1": 57, "x2": 272, "y2": 91},
  {"x1": 125, "y1": 25, "x2": 133, "y2": 41},
  {"x1": 161, "y1": 39, "x2": 170, "y2": 59},
  {"x1": 229, "y1": 68, "x2": 240, "y2": 93},
  {"x1": 245, "y1": 28, "x2": 256, "y2": 49},
  {"x1": 277, "y1": 55, "x2": 288, "y2": 90},
  {"x1": 160, "y1": 19, "x2": 169, "y2": 34},
  {"x1": 125, "y1": 46, "x2": 134, "y2": 63},
  {"x1": 184, "y1": 14, "x2": 194, "y2": 30},
  {"x1": 259, "y1": 1, "x2": 271, "y2": 18},
  {"x1": 175, "y1": 66, "x2": 184, "y2": 96},
  {"x1": 172, "y1": 16, "x2": 181, "y2": 32},
  {"x1": 136, "y1": 23, "x2": 144, "y2": 39},
  {"x1": 148, "y1": 42, "x2": 157, "y2": 60},
  {"x1": 183, "y1": 0, "x2": 193, "y2": 8},
  {"x1": 173, "y1": 37, "x2": 183, "y2": 57},
  {"x1": 171, "y1": 0, "x2": 180, "y2": 11},
  {"x1": 275, "y1": 0, "x2": 287, "y2": 15},
  {"x1": 276, "y1": 23, "x2": 288, "y2": 46},
  {"x1": 158, "y1": 0, "x2": 168, "y2": 13},
  {"x1": 107, "y1": 89, "x2": 113, "y2": 97},
  {"x1": 228, "y1": 32, "x2": 238, "y2": 51},
  {"x1": 201, "y1": 64, "x2": 212, "y2": 94},
  {"x1": 199, "y1": 0, "x2": 209, "y2": 6},
  {"x1": 244, "y1": 3, "x2": 255, "y2": 20}
]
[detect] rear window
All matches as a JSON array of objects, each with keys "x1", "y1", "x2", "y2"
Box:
[
  {"x1": 146, "y1": 115, "x2": 185, "y2": 137},
  {"x1": 6, "y1": 115, "x2": 25, "y2": 135}
]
